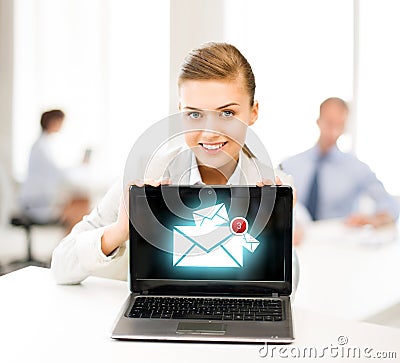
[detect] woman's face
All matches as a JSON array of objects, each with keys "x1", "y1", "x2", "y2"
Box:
[{"x1": 179, "y1": 78, "x2": 258, "y2": 169}]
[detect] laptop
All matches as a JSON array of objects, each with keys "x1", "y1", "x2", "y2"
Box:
[{"x1": 111, "y1": 185, "x2": 294, "y2": 343}]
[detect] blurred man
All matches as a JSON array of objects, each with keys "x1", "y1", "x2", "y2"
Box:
[
  {"x1": 19, "y1": 109, "x2": 90, "y2": 233},
  {"x1": 281, "y1": 97, "x2": 399, "y2": 227}
]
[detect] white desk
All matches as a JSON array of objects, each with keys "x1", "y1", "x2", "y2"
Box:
[
  {"x1": 295, "y1": 219, "x2": 400, "y2": 321},
  {"x1": 1, "y1": 267, "x2": 399, "y2": 363}
]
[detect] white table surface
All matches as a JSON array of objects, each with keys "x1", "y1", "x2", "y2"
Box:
[
  {"x1": 1, "y1": 267, "x2": 399, "y2": 363},
  {"x1": 294, "y1": 219, "x2": 400, "y2": 321}
]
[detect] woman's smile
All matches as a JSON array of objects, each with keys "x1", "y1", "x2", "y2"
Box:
[{"x1": 199, "y1": 141, "x2": 228, "y2": 153}]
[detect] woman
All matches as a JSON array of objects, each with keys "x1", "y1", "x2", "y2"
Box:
[{"x1": 51, "y1": 43, "x2": 299, "y2": 289}]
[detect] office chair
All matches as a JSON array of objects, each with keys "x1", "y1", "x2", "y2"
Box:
[{"x1": 8, "y1": 214, "x2": 58, "y2": 269}]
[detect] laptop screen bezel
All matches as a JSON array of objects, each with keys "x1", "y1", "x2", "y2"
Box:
[{"x1": 129, "y1": 185, "x2": 293, "y2": 296}]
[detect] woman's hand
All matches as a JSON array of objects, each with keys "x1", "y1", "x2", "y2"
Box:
[
  {"x1": 256, "y1": 176, "x2": 282, "y2": 187},
  {"x1": 100, "y1": 178, "x2": 171, "y2": 256},
  {"x1": 257, "y1": 175, "x2": 301, "y2": 245},
  {"x1": 256, "y1": 176, "x2": 297, "y2": 207}
]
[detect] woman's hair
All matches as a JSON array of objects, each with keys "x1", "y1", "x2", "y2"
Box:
[
  {"x1": 40, "y1": 109, "x2": 65, "y2": 131},
  {"x1": 178, "y1": 42, "x2": 256, "y2": 105}
]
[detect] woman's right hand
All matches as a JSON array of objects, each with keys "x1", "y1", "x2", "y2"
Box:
[{"x1": 100, "y1": 178, "x2": 171, "y2": 256}]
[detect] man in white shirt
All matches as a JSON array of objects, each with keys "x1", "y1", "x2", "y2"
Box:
[{"x1": 19, "y1": 109, "x2": 90, "y2": 232}]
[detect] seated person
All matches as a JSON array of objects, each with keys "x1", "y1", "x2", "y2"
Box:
[
  {"x1": 281, "y1": 97, "x2": 399, "y2": 227},
  {"x1": 19, "y1": 109, "x2": 91, "y2": 233}
]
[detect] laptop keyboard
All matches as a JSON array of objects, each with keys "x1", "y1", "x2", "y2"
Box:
[{"x1": 127, "y1": 296, "x2": 283, "y2": 321}]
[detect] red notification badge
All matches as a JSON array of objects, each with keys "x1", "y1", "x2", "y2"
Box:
[{"x1": 230, "y1": 217, "x2": 248, "y2": 235}]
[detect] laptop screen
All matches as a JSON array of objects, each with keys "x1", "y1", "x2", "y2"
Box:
[{"x1": 129, "y1": 185, "x2": 292, "y2": 296}]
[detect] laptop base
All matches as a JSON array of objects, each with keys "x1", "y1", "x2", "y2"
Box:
[{"x1": 111, "y1": 294, "x2": 294, "y2": 343}]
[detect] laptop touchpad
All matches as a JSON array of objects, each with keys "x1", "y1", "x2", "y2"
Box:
[{"x1": 176, "y1": 322, "x2": 226, "y2": 335}]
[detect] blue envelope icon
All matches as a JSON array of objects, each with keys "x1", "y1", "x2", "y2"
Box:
[{"x1": 173, "y1": 203, "x2": 260, "y2": 268}]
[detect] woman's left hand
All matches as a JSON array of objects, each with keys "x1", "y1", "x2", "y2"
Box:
[
  {"x1": 257, "y1": 175, "x2": 301, "y2": 245},
  {"x1": 256, "y1": 176, "x2": 297, "y2": 207}
]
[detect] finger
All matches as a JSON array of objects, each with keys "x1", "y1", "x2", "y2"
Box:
[
  {"x1": 275, "y1": 176, "x2": 282, "y2": 185},
  {"x1": 293, "y1": 225, "x2": 304, "y2": 246},
  {"x1": 132, "y1": 179, "x2": 144, "y2": 187},
  {"x1": 350, "y1": 215, "x2": 363, "y2": 223},
  {"x1": 160, "y1": 178, "x2": 172, "y2": 185},
  {"x1": 143, "y1": 178, "x2": 161, "y2": 187},
  {"x1": 262, "y1": 178, "x2": 274, "y2": 186},
  {"x1": 357, "y1": 217, "x2": 371, "y2": 226},
  {"x1": 345, "y1": 215, "x2": 364, "y2": 226},
  {"x1": 292, "y1": 188, "x2": 297, "y2": 207}
]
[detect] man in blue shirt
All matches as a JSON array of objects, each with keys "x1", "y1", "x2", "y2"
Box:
[{"x1": 281, "y1": 97, "x2": 399, "y2": 227}]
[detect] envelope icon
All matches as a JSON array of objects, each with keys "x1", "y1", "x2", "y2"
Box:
[
  {"x1": 241, "y1": 233, "x2": 260, "y2": 252},
  {"x1": 192, "y1": 203, "x2": 229, "y2": 227},
  {"x1": 173, "y1": 203, "x2": 260, "y2": 268},
  {"x1": 173, "y1": 225, "x2": 243, "y2": 267}
]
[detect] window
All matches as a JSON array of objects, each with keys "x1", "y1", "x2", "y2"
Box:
[
  {"x1": 357, "y1": 0, "x2": 400, "y2": 195},
  {"x1": 224, "y1": 0, "x2": 353, "y2": 166},
  {"x1": 13, "y1": 0, "x2": 170, "y2": 182}
]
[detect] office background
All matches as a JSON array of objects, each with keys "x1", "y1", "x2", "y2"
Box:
[
  {"x1": 0, "y1": 1, "x2": 399, "y2": 239},
  {"x1": 0, "y1": 0, "x2": 400, "y2": 338},
  {"x1": 1, "y1": 0, "x2": 399, "y2": 196}
]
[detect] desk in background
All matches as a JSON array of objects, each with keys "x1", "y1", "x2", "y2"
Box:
[
  {"x1": 1, "y1": 267, "x2": 399, "y2": 363},
  {"x1": 295, "y1": 219, "x2": 400, "y2": 321}
]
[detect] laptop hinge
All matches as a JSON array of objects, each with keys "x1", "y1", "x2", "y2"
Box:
[
  {"x1": 272, "y1": 292, "x2": 279, "y2": 298},
  {"x1": 141, "y1": 291, "x2": 149, "y2": 295}
]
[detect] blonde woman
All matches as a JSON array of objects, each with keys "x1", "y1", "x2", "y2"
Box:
[{"x1": 51, "y1": 43, "x2": 299, "y2": 290}]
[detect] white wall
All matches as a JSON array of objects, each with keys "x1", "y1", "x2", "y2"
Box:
[
  {"x1": 0, "y1": 0, "x2": 15, "y2": 224},
  {"x1": 1, "y1": 0, "x2": 399, "y2": 205},
  {"x1": 223, "y1": 0, "x2": 354, "y2": 166},
  {"x1": 11, "y1": 0, "x2": 170, "y2": 184},
  {"x1": 169, "y1": 0, "x2": 225, "y2": 115},
  {"x1": 357, "y1": 0, "x2": 400, "y2": 195},
  {"x1": 0, "y1": 0, "x2": 13, "y2": 176}
]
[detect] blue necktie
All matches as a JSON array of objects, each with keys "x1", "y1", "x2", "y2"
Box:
[{"x1": 306, "y1": 156, "x2": 324, "y2": 220}]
